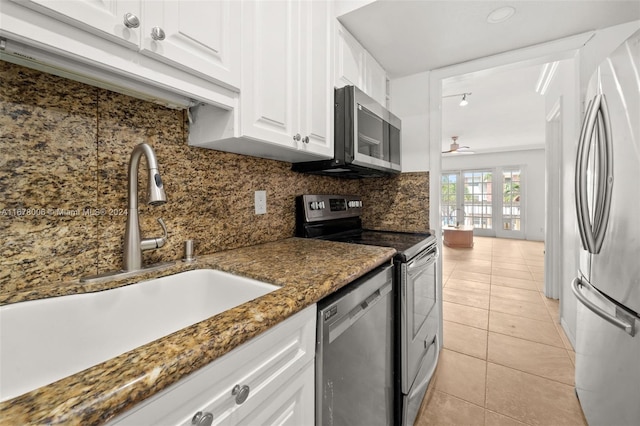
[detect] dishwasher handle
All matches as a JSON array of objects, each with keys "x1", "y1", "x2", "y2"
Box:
[{"x1": 328, "y1": 281, "x2": 393, "y2": 343}]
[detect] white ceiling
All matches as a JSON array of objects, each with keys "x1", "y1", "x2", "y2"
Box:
[
  {"x1": 338, "y1": 1, "x2": 640, "y2": 154},
  {"x1": 440, "y1": 62, "x2": 549, "y2": 154}
]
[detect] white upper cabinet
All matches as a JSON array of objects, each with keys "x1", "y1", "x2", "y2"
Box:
[
  {"x1": 190, "y1": 0, "x2": 333, "y2": 162},
  {"x1": 241, "y1": 0, "x2": 298, "y2": 150},
  {"x1": 140, "y1": 0, "x2": 240, "y2": 88},
  {"x1": 10, "y1": 0, "x2": 142, "y2": 49},
  {"x1": 363, "y1": 51, "x2": 388, "y2": 107},
  {"x1": 8, "y1": 0, "x2": 240, "y2": 90},
  {"x1": 335, "y1": 22, "x2": 388, "y2": 106},
  {"x1": 335, "y1": 23, "x2": 363, "y2": 88},
  {"x1": 240, "y1": 0, "x2": 333, "y2": 158}
]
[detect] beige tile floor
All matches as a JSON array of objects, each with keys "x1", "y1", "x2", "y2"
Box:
[{"x1": 415, "y1": 237, "x2": 587, "y2": 426}]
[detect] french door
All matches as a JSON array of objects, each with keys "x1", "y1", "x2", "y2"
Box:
[{"x1": 441, "y1": 167, "x2": 524, "y2": 238}]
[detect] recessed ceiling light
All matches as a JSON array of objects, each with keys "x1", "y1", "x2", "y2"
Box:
[{"x1": 487, "y1": 6, "x2": 516, "y2": 24}]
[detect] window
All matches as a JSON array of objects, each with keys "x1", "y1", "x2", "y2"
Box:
[
  {"x1": 463, "y1": 170, "x2": 493, "y2": 230},
  {"x1": 502, "y1": 168, "x2": 521, "y2": 231},
  {"x1": 442, "y1": 166, "x2": 525, "y2": 238},
  {"x1": 441, "y1": 173, "x2": 458, "y2": 227}
]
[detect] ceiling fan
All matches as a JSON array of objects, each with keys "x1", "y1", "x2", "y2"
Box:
[{"x1": 442, "y1": 136, "x2": 474, "y2": 154}]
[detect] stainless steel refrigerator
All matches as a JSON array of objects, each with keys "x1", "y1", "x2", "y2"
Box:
[{"x1": 571, "y1": 29, "x2": 640, "y2": 425}]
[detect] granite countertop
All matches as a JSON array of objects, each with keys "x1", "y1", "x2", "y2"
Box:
[{"x1": 0, "y1": 238, "x2": 395, "y2": 425}]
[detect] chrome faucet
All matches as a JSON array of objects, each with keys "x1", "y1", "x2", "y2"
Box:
[{"x1": 123, "y1": 143, "x2": 168, "y2": 271}]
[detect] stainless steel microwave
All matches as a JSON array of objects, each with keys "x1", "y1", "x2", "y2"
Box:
[{"x1": 292, "y1": 85, "x2": 401, "y2": 178}]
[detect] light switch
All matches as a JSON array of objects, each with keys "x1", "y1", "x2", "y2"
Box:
[{"x1": 255, "y1": 190, "x2": 267, "y2": 214}]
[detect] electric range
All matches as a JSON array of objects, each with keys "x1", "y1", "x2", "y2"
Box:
[{"x1": 295, "y1": 194, "x2": 441, "y2": 426}]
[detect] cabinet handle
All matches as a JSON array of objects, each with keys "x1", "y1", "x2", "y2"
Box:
[
  {"x1": 232, "y1": 384, "x2": 250, "y2": 405},
  {"x1": 302, "y1": 136, "x2": 309, "y2": 144},
  {"x1": 123, "y1": 12, "x2": 140, "y2": 29},
  {"x1": 191, "y1": 411, "x2": 214, "y2": 426},
  {"x1": 151, "y1": 27, "x2": 166, "y2": 41},
  {"x1": 293, "y1": 133, "x2": 301, "y2": 142}
]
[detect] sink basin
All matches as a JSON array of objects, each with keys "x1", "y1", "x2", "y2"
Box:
[{"x1": 0, "y1": 269, "x2": 278, "y2": 402}]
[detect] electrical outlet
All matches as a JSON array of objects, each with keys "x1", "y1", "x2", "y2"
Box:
[{"x1": 255, "y1": 190, "x2": 267, "y2": 215}]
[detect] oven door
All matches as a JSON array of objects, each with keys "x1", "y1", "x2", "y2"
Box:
[{"x1": 400, "y1": 246, "x2": 439, "y2": 394}]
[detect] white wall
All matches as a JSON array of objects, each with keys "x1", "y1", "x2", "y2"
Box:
[
  {"x1": 544, "y1": 57, "x2": 580, "y2": 346},
  {"x1": 388, "y1": 71, "x2": 430, "y2": 172},
  {"x1": 442, "y1": 149, "x2": 546, "y2": 241}
]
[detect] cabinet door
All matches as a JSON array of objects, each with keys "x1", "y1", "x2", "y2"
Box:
[
  {"x1": 297, "y1": 0, "x2": 333, "y2": 157},
  {"x1": 10, "y1": 0, "x2": 141, "y2": 48},
  {"x1": 140, "y1": 0, "x2": 240, "y2": 89},
  {"x1": 107, "y1": 305, "x2": 316, "y2": 426},
  {"x1": 364, "y1": 51, "x2": 388, "y2": 107},
  {"x1": 241, "y1": 0, "x2": 299, "y2": 149},
  {"x1": 236, "y1": 361, "x2": 315, "y2": 426},
  {"x1": 335, "y1": 22, "x2": 363, "y2": 88}
]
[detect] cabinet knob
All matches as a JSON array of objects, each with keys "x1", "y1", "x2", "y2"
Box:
[
  {"x1": 293, "y1": 133, "x2": 301, "y2": 142},
  {"x1": 191, "y1": 411, "x2": 214, "y2": 426},
  {"x1": 123, "y1": 12, "x2": 140, "y2": 29},
  {"x1": 302, "y1": 136, "x2": 309, "y2": 144},
  {"x1": 151, "y1": 26, "x2": 166, "y2": 41},
  {"x1": 232, "y1": 384, "x2": 250, "y2": 405}
]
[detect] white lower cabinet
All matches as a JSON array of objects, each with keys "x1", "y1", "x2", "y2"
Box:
[{"x1": 107, "y1": 305, "x2": 316, "y2": 426}]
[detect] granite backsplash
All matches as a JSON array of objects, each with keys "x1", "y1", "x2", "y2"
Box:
[{"x1": 0, "y1": 61, "x2": 429, "y2": 296}]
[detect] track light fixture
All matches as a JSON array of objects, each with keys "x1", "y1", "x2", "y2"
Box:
[{"x1": 443, "y1": 92, "x2": 472, "y2": 107}]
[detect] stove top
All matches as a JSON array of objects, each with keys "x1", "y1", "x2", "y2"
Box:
[
  {"x1": 296, "y1": 194, "x2": 436, "y2": 261},
  {"x1": 324, "y1": 229, "x2": 435, "y2": 261}
]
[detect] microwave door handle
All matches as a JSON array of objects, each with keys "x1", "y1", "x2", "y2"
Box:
[{"x1": 593, "y1": 95, "x2": 614, "y2": 254}]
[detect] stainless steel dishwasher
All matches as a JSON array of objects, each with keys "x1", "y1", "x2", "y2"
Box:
[{"x1": 316, "y1": 264, "x2": 394, "y2": 426}]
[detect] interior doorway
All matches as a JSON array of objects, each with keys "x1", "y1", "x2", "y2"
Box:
[{"x1": 429, "y1": 38, "x2": 586, "y2": 310}]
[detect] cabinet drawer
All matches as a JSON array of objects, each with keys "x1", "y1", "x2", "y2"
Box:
[{"x1": 109, "y1": 305, "x2": 316, "y2": 425}]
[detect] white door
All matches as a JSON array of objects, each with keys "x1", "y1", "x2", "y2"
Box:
[
  {"x1": 11, "y1": 0, "x2": 141, "y2": 48},
  {"x1": 462, "y1": 169, "x2": 494, "y2": 237},
  {"x1": 363, "y1": 51, "x2": 387, "y2": 106},
  {"x1": 495, "y1": 168, "x2": 525, "y2": 239},
  {"x1": 297, "y1": 0, "x2": 332, "y2": 158},
  {"x1": 140, "y1": 0, "x2": 240, "y2": 88},
  {"x1": 241, "y1": 0, "x2": 299, "y2": 149},
  {"x1": 334, "y1": 23, "x2": 363, "y2": 88}
]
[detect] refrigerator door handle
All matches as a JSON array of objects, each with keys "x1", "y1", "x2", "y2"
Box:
[
  {"x1": 575, "y1": 94, "x2": 614, "y2": 254},
  {"x1": 575, "y1": 97, "x2": 598, "y2": 253},
  {"x1": 593, "y1": 94, "x2": 614, "y2": 253},
  {"x1": 571, "y1": 276, "x2": 636, "y2": 336}
]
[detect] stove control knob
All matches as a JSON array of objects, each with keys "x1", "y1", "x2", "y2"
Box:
[
  {"x1": 310, "y1": 201, "x2": 318, "y2": 210},
  {"x1": 319, "y1": 201, "x2": 325, "y2": 209}
]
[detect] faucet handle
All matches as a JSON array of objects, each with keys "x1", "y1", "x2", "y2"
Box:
[
  {"x1": 157, "y1": 218, "x2": 167, "y2": 239},
  {"x1": 141, "y1": 218, "x2": 169, "y2": 251}
]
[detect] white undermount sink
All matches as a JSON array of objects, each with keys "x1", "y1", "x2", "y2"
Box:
[{"x1": 0, "y1": 269, "x2": 279, "y2": 402}]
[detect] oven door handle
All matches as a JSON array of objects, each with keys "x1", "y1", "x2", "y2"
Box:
[{"x1": 408, "y1": 246, "x2": 439, "y2": 271}]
